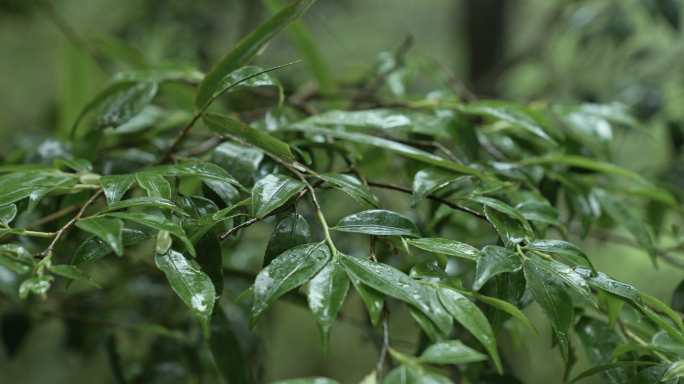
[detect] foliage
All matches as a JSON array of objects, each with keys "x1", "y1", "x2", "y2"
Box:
[{"x1": 2, "y1": 1, "x2": 684, "y2": 383}]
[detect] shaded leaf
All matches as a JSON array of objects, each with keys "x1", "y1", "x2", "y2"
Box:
[
  {"x1": 138, "y1": 162, "x2": 243, "y2": 191},
  {"x1": 194, "y1": 230, "x2": 224, "y2": 300},
  {"x1": 19, "y1": 275, "x2": 54, "y2": 300},
  {"x1": 520, "y1": 155, "x2": 647, "y2": 183},
  {"x1": 484, "y1": 206, "x2": 527, "y2": 249},
  {"x1": 0, "y1": 204, "x2": 17, "y2": 226},
  {"x1": 302, "y1": 108, "x2": 447, "y2": 136},
  {"x1": 97, "y1": 197, "x2": 188, "y2": 216},
  {"x1": 49, "y1": 265, "x2": 100, "y2": 288},
  {"x1": 566, "y1": 362, "x2": 661, "y2": 384},
  {"x1": 348, "y1": 274, "x2": 385, "y2": 326},
  {"x1": 409, "y1": 263, "x2": 449, "y2": 279},
  {"x1": 523, "y1": 239, "x2": 593, "y2": 270},
  {"x1": 96, "y1": 81, "x2": 158, "y2": 129},
  {"x1": 208, "y1": 308, "x2": 255, "y2": 384},
  {"x1": 473, "y1": 246, "x2": 522, "y2": 291},
  {"x1": 0, "y1": 245, "x2": 35, "y2": 275},
  {"x1": 263, "y1": 213, "x2": 311, "y2": 267},
  {"x1": 214, "y1": 65, "x2": 284, "y2": 104},
  {"x1": 75, "y1": 217, "x2": 124, "y2": 256}
]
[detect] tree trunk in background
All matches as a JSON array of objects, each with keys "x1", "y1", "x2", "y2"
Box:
[{"x1": 465, "y1": 0, "x2": 507, "y2": 96}]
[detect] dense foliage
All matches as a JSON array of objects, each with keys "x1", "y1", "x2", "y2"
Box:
[{"x1": 3, "y1": 0, "x2": 684, "y2": 383}]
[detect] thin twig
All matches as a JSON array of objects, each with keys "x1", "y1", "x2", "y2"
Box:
[
  {"x1": 366, "y1": 180, "x2": 489, "y2": 222},
  {"x1": 369, "y1": 235, "x2": 377, "y2": 262},
  {"x1": 35, "y1": 189, "x2": 104, "y2": 259},
  {"x1": 376, "y1": 305, "x2": 390, "y2": 384},
  {"x1": 157, "y1": 113, "x2": 205, "y2": 165}
]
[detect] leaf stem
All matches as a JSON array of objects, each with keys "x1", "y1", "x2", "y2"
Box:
[{"x1": 316, "y1": 209, "x2": 337, "y2": 258}]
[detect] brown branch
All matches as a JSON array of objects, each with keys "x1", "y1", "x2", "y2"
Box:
[
  {"x1": 156, "y1": 113, "x2": 204, "y2": 165},
  {"x1": 366, "y1": 180, "x2": 489, "y2": 222},
  {"x1": 35, "y1": 189, "x2": 104, "y2": 259}
]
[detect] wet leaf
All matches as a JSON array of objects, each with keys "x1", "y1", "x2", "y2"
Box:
[
  {"x1": 138, "y1": 162, "x2": 244, "y2": 191},
  {"x1": 99, "y1": 174, "x2": 136, "y2": 205},
  {"x1": 307, "y1": 260, "x2": 349, "y2": 353},
  {"x1": 0, "y1": 204, "x2": 17, "y2": 226},
  {"x1": 252, "y1": 174, "x2": 306, "y2": 218},
  {"x1": 75, "y1": 217, "x2": 124, "y2": 256},
  {"x1": 473, "y1": 246, "x2": 522, "y2": 291},
  {"x1": 19, "y1": 275, "x2": 54, "y2": 300},
  {"x1": 194, "y1": 230, "x2": 224, "y2": 300},
  {"x1": 418, "y1": 340, "x2": 487, "y2": 365},
  {"x1": 523, "y1": 239, "x2": 593, "y2": 270},
  {"x1": 348, "y1": 274, "x2": 385, "y2": 326},
  {"x1": 135, "y1": 173, "x2": 171, "y2": 200},
  {"x1": 409, "y1": 263, "x2": 449, "y2": 279},
  {"x1": 105, "y1": 212, "x2": 196, "y2": 256},
  {"x1": 526, "y1": 257, "x2": 598, "y2": 310},
  {"x1": 566, "y1": 362, "x2": 661, "y2": 384},
  {"x1": 204, "y1": 114, "x2": 294, "y2": 161},
  {"x1": 208, "y1": 308, "x2": 256, "y2": 384},
  {"x1": 263, "y1": 213, "x2": 311, "y2": 268},
  {"x1": 97, "y1": 197, "x2": 188, "y2": 216},
  {"x1": 0, "y1": 245, "x2": 35, "y2": 275},
  {"x1": 411, "y1": 167, "x2": 462, "y2": 208},
  {"x1": 318, "y1": 173, "x2": 381, "y2": 210},
  {"x1": 484, "y1": 206, "x2": 527, "y2": 249},
  {"x1": 333, "y1": 210, "x2": 421, "y2": 237},
  {"x1": 96, "y1": 82, "x2": 158, "y2": 129},
  {"x1": 49, "y1": 265, "x2": 100, "y2": 288},
  {"x1": 407, "y1": 238, "x2": 481, "y2": 261}
]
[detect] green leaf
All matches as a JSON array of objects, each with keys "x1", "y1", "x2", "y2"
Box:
[
  {"x1": 610, "y1": 343, "x2": 678, "y2": 361},
  {"x1": 469, "y1": 196, "x2": 532, "y2": 233},
  {"x1": 411, "y1": 167, "x2": 462, "y2": 208},
  {"x1": 155, "y1": 250, "x2": 215, "y2": 339},
  {"x1": 473, "y1": 246, "x2": 522, "y2": 291},
  {"x1": 640, "y1": 293, "x2": 684, "y2": 333},
  {"x1": 484, "y1": 205, "x2": 527, "y2": 249},
  {"x1": 348, "y1": 274, "x2": 385, "y2": 326},
  {"x1": 204, "y1": 114, "x2": 295, "y2": 161},
  {"x1": 194, "y1": 230, "x2": 224, "y2": 300},
  {"x1": 523, "y1": 259, "x2": 574, "y2": 361},
  {"x1": 554, "y1": 104, "x2": 615, "y2": 159},
  {"x1": 263, "y1": 213, "x2": 311, "y2": 268},
  {"x1": 0, "y1": 204, "x2": 17, "y2": 226},
  {"x1": 566, "y1": 362, "x2": 662, "y2": 384},
  {"x1": 19, "y1": 275, "x2": 54, "y2": 300},
  {"x1": 516, "y1": 201, "x2": 566, "y2": 233},
  {"x1": 407, "y1": 238, "x2": 481, "y2": 261},
  {"x1": 75, "y1": 217, "x2": 125, "y2": 256},
  {"x1": 68, "y1": 229, "x2": 153, "y2": 285},
  {"x1": 96, "y1": 81, "x2": 159, "y2": 129},
  {"x1": 0, "y1": 171, "x2": 78, "y2": 207},
  {"x1": 523, "y1": 239, "x2": 593, "y2": 270},
  {"x1": 268, "y1": 378, "x2": 341, "y2": 384},
  {"x1": 135, "y1": 173, "x2": 171, "y2": 200},
  {"x1": 213, "y1": 65, "x2": 284, "y2": 104},
  {"x1": 318, "y1": 173, "x2": 382, "y2": 210},
  {"x1": 211, "y1": 142, "x2": 264, "y2": 187},
  {"x1": 0, "y1": 245, "x2": 35, "y2": 275},
  {"x1": 333, "y1": 209, "x2": 421, "y2": 237},
  {"x1": 409, "y1": 263, "x2": 449, "y2": 279},
  {"x1": 202, "y1": 178, "x2": 241, "y2": 207},
  {"x1": 284, "y1": 124, "x2": 486, "y2": 177},
  {"x1": 27, "y1": 176, "x2": 79, "y2": 213},
  {"x1": 437, "y1": 287, "x2": 502, "y2": 373},
  {"x1": 626, "y1": 366, "x2": 672, "y2": 384},
  {"x1": 339, "y1": 254, "x2": 437, "y2": 324},
  {"x1": 383, "y1": 365, "x2": 419, "y2": 384},
  {"x1": 208, "y1": 308, "x2": 256, "y2": 384},
  {"x1": 194, "y1": 0, "x2": 315, "y2": 110},
  {"x1": 443, "y1": 110, "x2": 479, "y2": 162},
  {"x1": 138, "y1": 162, "x2": 244, "y2": 191},
  {"x1": 460, "y1": 101, "x2": 557, "y2": 147},
  {"x1": 53, "y1": 158, "x2": 92, "y2": 174},
  {"x1": 307, "y1": 260, "x2": 349, "y2": 354},
  {"x1": 663, "y1": 361, "x2": 684, "y2": 382},
  {"x1": 211, "y1": 198, "x2": 253, "y2": 221},
  {"x1": 177, "y1": 196, "x2": 219, "y2": 220},
  {"x1": 99, "y1": 174, "x2": 136, "y2": 205},
  {"x1": 593, "y1": 188, "x2": 656, "y2": 265},
  {"x1": 49, "y1": 265, "x2": 100, "y2": 288},
  {"x1": 418, "y1": 340, "x2": 487, "y2": 365},
  {"x1": 599, "y1": 289, "x2": 624, "y2": 328},
  {"x1": 519, "y1": 155, "x2": 647, "y2": 183},
  {"x1": 302, "y1": 109, "x2": 447, "y2": 136},
  {"x1": 107, "y1": 67, "x2": 204, "y2": 84},
  {"x1": 574, "y1": 269, "x2": 642, "y2": 303},
  {"x1": 251, "y1": 175, "x2": 306, "y2": 218},
  {"x1": 97, "y1": 197, "x2": 189, "y2": 216},
  {"x1": 104, "y1": 212, "x2": 196, "y2": 257},
  {"x1": 526, "y1": 257, "x2": 598, "y2": 310},
  {"x1": 250, "y1": 243, "x2": 331, "y2": 329}
]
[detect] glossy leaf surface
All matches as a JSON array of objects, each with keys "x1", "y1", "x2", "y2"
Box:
[
  {"x1": 333, "y1": 210, "x2": 421, "y2": 237},
  {"x1": 204, "y1": 114, "x2": 295, "y2": 161},
  {"x1": 307, "y1": 260, "x2": 349, "y2": 353},
  {"x1": 418, "y1": 340, "x2": 487, "y2": 365},
  {"x1": 209, "y1": 308, "x2": 255, "y2": 384},
  {"x1": 318, "y1": 173, "x2": 381, "y2": 210},
  {"x1": 473, "y1": 246, "x2": 522, "y2": 291},
  {"x1": 99, "y1": 174, "x2": 136, "y2": 205},
  {"x1": 75, "y1": 217, "x2": 125, "y2": 256},
  {"x1": 411, "y1": 167, "x2": 462, "y2": 208},
  {"x1": 263, "y1": 213, "x2": 311, "y2": 267},
  {"x1": 523, "y1": 239, "x2": 593, "y2": 269},
  {"x1": 105, "y1": 212, "x2": 196, "y2": 256},
  {"x1": 135, "y1": 173, "x2": 171, "y2": 199},
  {"x1": 252, "y1": 175, "x2": 306, "y2": 218},
  {"x1": 407, "y1": 238, "x2": 480, "y2": 261}
]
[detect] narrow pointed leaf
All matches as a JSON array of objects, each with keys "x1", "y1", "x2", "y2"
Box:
[
  {"x1": 49, "y1": 265, "x2": 100, "y2": 288},
  {"x1": 95, "y1": 81, "x2": 159, "y2": 129},
  {"x1": 250, "y1": 243, "x2": 330, "y2": 328},
  {"x1": 473, "y1": 246, "x2": 522, "y2": 291},
  {"x1": 138, "y1": 162, "x2": 244, "y2": 191},
  {"x1": 264, "y1": 213, "x2": 311, "y2": 267},
  {"x1": 204, "y1": 114, "x2": 294, "y2": 161},
  {"x1": 484, "y1": 206, "x2": 527, "y2": 248},
  {"x1": 418, "y1": 340, "x2": 487, "y2": 365},
  {"x1": 523, "y1": 259, "x2": 574, "y2": 361},
  {"x1": 105, "y1": 212, "x2": 195, "y2": 256},
  {"x1": 407, "y1": 238, "x2": 481, "y2": 261},
  {"x1": 470, "y1": 196, "x2": 532, "y2": 233},
  {"x1": 523, "y1": 239, "x2": 593, "y2": 270},
  {"x1": 155, "y1": 250, "x2": 215, "y2": 339},
  {"x1": 135, "y1": 173, "x2": 171, "y2": 199},
  {"x1": 626, "y1": 366, "x2": 672, "y2": 384},
  {"x1": 194, "y1": 230, "x2": 224, "y2": 300},
  {"x1": 209, "y1": 308, "x2": 255, "y2": 384},
  {"x1": 333, "y1": 210, "x2": 421, "y2": 237},
  {"x1": 307, "y1": 260, "x2": 349, "y2": 353},
  {"x1": 566, "y1": 362, "x2": 661, "y2": 384},
  {"x1": 213, "y1": 65, "x2": 283, "y2": 102},
  {"x1": 97, "y1": 197, "x2": 189, "y2": 216},
  {"x1": 437, "y1": 287, "x2": 502, "y2": 374},
  {"x1": 348, "y1": 274, "x2": 385, "y2": 326},
  {"x1": 640, "y1": 293, "x2": 684, "y2": 333},
  {"x1": 318, "y1": 173, "x2": 381, "y2": 210},
  {"x1": 252, "y1": 175, "x2": 305, "y2": 218},
  {"x1": 409, "y1": 263, "x2": 449, "y2": 279},
  {"x1": 526, "y1": 257, "x2": 598, "y2": 310},
  {"x1": 411, "y1": 167, "x2": 462, "y2": 208},
  {"x1": 75, "y1": 217, "x2": 124, "y2": 256},
  {"x1": 520, "y1": 155, "x2": 647, "y2": 183},
  {"x1": 99, "y1": 174, "x2": 136, "y2": 205}
]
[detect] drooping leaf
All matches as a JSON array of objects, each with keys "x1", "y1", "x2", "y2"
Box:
[
  {"x1": 663, "y1": 361, "x2": 684, "y2": 382},
  {"x1": 97, "y1": 197, "x2": 188, "y2": 216},
  {"x1": 348, "y1": 274, "x2": 385, "y2": 326},
  {"x1": 53, "y1": 158, "x2": 93, "y2": 174},
  {"x1": 135, "y1": 173, "x2": 171, "y2": 200},
  {"x1": 593, "y1": 188, "x2": 656, "y2": 264},
  {"x1": 574, "y1": 269, "x2": 642, "y2": 303},
  {"x1": 99, "y1": 174, "x2": 136, "y2": 205},
  {"x1": 515, "y1": 201, "x2": 566, "y2": 233},
  {"x1": 194, "y1": 230, "x2": 224, "y2": 300},
  {"x1": 27, "y1": 176, "x2": 79, "y2": 213},
  {"x1": 418, "y1": 340, "x2": 487, "y2": 365},
  {"x1": 138, "y1": 162, "x2": 244, "y2": 191},
  {"x1": 318, "y1": 173, "x2": 382, "y2": 210},
  {"x1": 640, "y1": 293, "x2": 684, "y2": 333},
  {"x1": 251, "y1": 174, "x2": 306, "y2": 218},
  {"x1": 19, "y1": 275, "x2": 54, "y2": 300},
  {"x1": 526, "y1": 257, "x2": 598, "y2": 310},
  {"x1": 411, "y1": 167, "x2": 462, "y2": 208},
  {"x1": 213, "y1": 65, "x2": 284, "y2": 104},
  {"x1": 484, "y1": 206, "x2": 527, "y2": 249},
  {"x1": 523, "y1": 259, "x2": 574, "y2": 361},
  {"x1": 492, "y1": 270, "x2": 526, "y2": 333},
  {"x1": 407, "y1": 238, "x2": 481, "y2": 261},
  {"x1": 155, "y1": 250, "x2": 215, "y2": 339},
  {"x1": 0, "y1": 204, "x2": 17, "y2": 226},
  {"x1": 470, "y1": 196, "x2": 532, "y2": 233},
  {"x1": 208, "y1": 308, "x2": 255, "y2": 384},
  {"x1": 49, "y1": 265, "x2": 100, "y2": 288},
  {"x1": 626, "y1": 365, "x2": 672, "y2": 384},
  {"x1": 284, "y1": 124, "x2": 486, "y2": 177},
  {"x1": 263, "y1": 213, "x2": 311, "y2": 267},
  {"x1": 0, "y1": 245, "x2": 35, "y2": 275},
  {"x1": 333, "y1": 210, "x2": 421, "y2": 238},
  {"x1": 520, "y1": 155, "x2": 647, "y2": 183},
  {"x1": 75, "y1": 217, "x2": 125, "y2": 256},
  {"x1": 211, "y1": 142, "x2": 264, "y2": 187},
  {"x1": 250, "y1": 243, "x2": 331, "y2": 328},
  {"x1": 178, "y1": 196, "x2": 219, "y2": 221},
  {"x1": 204, "y1": 114, "x2": 294, "y2": 161},
  {"x1": 437, "y1": 287, "x2": 502, "y2": 373},
  {"x1": 611, "y1": 343, "x2": 679, "y2": 361},
  {"x1": 523, "y1": 239, "x2": 593, "y2": 270},
  {"x1": 340, "y1": 254, "x2": 437, "y2": 323},
  {"x1": 383, "y1": 365, "x2": 419, "y2": 384},
  {"x1": 307, "y1": 260, "x2": 349, "y2": 353},
  {"x1": 473, "y1": 246, "x2": 522, "y2": 291},
  {"x1": 104, "y1": 212, "x2": 195, "y2": 256},
  {"x1": 194, "y1": 0, "x2": 316, "y2": 109},
  {"x1": 409, "y1": 263, "x2": 449, "y2": 279}
]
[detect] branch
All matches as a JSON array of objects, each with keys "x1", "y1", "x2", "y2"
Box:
[
  {"x1": 376, "y1": 305, "x2": 390, "y2": 384},
  {"x1": 35, "y1": 189, "x2": 104, "y2": 259},
  {"x1": 366, "y1": 180, "x2": 489, "y2": 222}
]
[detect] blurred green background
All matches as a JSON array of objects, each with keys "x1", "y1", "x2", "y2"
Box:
[{"x1": 1, "y1": 0, "x2": 684, "y2": 383}]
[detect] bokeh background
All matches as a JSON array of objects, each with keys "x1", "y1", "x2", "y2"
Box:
[{"x1": 1, "y1": 0, "x2": 684, "y2": 383}]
